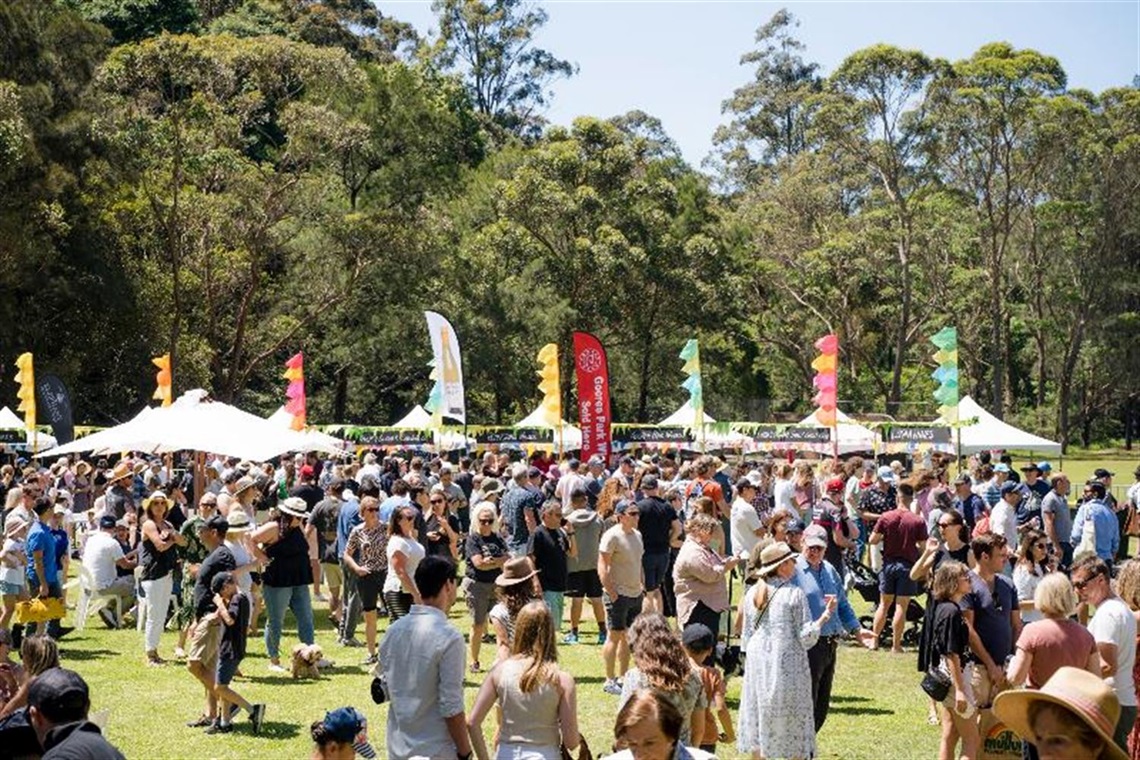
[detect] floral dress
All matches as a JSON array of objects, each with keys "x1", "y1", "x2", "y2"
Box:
[{"x1": 738, "y1": 580, "x2": 820, "y2": 759}]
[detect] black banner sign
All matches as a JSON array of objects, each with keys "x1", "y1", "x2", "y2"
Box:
[
  {"x1": 750, "y1": 426, "x2": 831, "y2": 444},
  {"x1": 614, "y1": 426, "x2": 694, "y2": 445},
  {"x1": 475, "y1": 428, "x2": 554, "y2": 445},
  {"x1": 36, "y1": 374, "x2": 74, "y2": 444},
  {"x1": 353, "y1": 430, "x2": 431, "y2": 446},
  {"x1": 0, "y1": 429, "x2": 23, "y2": 444},
  {"x1": 886, "y1": 426, "x2": 952, "y2": 444}
]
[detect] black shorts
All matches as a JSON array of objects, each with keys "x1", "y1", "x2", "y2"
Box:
[
  {"x1": 642, "y1": 552, "x2": 670, "y2": 592},
  {"x1": 565, "y1": 570, "x2": 603, "y2": 599},
  {"x1": 358, "y1": 571, "x2": 384, "y2": 613},
  {"x1": 604, "y1": 593, "x2": 643, "y2": 632},
  {"x1": 880, "y1": 560, "x2": 919, "y2": 598}
]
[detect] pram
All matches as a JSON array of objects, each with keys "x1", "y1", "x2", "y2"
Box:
[{"x1": 846, "y1": 557, "x2": 924, "y2": 649}]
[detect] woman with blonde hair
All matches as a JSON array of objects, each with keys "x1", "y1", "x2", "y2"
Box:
[
  {"x1": 924, "y1": 560, "x2": 979, "y2": 760},
  {"x1": 467, "y1": 601, "x2": 579, "y2": 760},
  {"x1": 0, "y1": 635, "x2": 59, "y2": 717},
  {"x1": 597, "y1": 477, "x2": 627, "y2": 523},
  {"x1": 618, "y1": 613, "x2": 706, "y2": 747},
  {"x1": 139, "y1": 491, "x2": 187, "y2": 666},
  {"x1": 465, "y1": 502, "x2": 508, "y2": 672},
  {"x1": 1007, "y1": 573, "x2": 1098, "y2": 690},
  {"x1": 792, "y1": 461, "x2": 817, "y2": 518}
]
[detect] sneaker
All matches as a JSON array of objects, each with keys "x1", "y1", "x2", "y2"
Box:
[
  {"x1": 603, "y1": 678, "x2": 622, "y2": 695},
  {"x1": 362, "y1": 654, "x2": 378, "y2": 666},
  {"x1": 339, "y1": 637, "x2": 363, "y2": 648},
  {"x1": 53, "y1": 626, "x2": 74, "y2": 640},
  {"x1": 205, "y1": 721, "x2": 233, "y2": 735},
  {"x1": 98, "y1": 608, "x2": 119, "y2": 629},
  {"x1": 317, "y1": 657, "x2": 333, "y2": 668},
  {"x1": 562, "y1": 632, "x2": 579, "y2": 645},
  {"x1": 596, "y1": 631, "x2": 607, "y2": 645},
  {"x1": 250, "y1": 704, "x2": 266, "y2": 735},
  {"x1": 267, "y1": 663, "x2": 287, "y2": 674}
]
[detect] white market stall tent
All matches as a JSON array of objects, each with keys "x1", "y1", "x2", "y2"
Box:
[
  {"x1": 656, "y1": 403, "x2": 752, "y2": 451},
  {"x1": 942, "y1": 396, "x2": 1062, "y2": 455},
  {"x1": 391, "y1": 405, "x2": 473, "y2": 451},
  {"x1": 0, "y1": 405, "x2": 58, "y2": 452},
  {"x1": 794, "y1": 408, "x2": 877, "y2": 455},
  {"x1": 39, "y1": 389, "x2": 318, "y2": 461},
  {"x1": 513, "y1": 405, "x2": 583, "y2": 453}
]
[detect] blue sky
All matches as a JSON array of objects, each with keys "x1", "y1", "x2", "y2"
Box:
[{"x1": 383, "y1": 1, "x2": 1139, "y2": 165}]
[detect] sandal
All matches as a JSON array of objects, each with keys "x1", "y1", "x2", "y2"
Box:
[
  {"x1": 469, "y1": 661, "x2": 481, "y2": 674},
  {"x1": 186, "y1": 715, "x2": 212, "y2": 728}
]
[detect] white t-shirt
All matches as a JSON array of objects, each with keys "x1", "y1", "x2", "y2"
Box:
[
  {"x1": 384, "y1": 535, "x2": 426, "y2": 594},
  {"x1": 1089, "y1": 596, "x2": 1138, "y2": 706},
  {"x1": 226, "y1": 538, "x2": 253, "y2": 594},
  {"x1": 773, "y1": 478, "x2": 797, "y2": 516},
  {"x1": 81, "y1": 531, "x2": 124, "y2": 591},
  {"x1": 990, "y1": 500, "x2": 1018, "y2": 545},
  {"x1": 1128, "y1": 482, "x2": 1140, "y2": 508},
  {"x1": 1, "y1": 538, "x2": 26, "y2": 585},
  {"x1": 730, "y1": 497, "x2": 763, "y2": 560}
]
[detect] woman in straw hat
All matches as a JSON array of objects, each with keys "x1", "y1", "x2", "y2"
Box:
[
  {"x1": 140, "y1": 490, "x2": 187, "y2": 665},
  {"x1": 1, "y1": 517, "x2": 29, "y2": 634},
  {"x1": 736, "y1": 541, "x2": 835, "y2": 760},
  {"x1": 994, "y1": 666, "x2": 1129, "y2": 760}
]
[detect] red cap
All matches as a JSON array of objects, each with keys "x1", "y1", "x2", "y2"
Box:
[
  {"x1": 300, "y1": 464, "x2": 315, "y2": 478},
  {"x1": 826, "y1": 477, "x2": 846, "y2": 493}
]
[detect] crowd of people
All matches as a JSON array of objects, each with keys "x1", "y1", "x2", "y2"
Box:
[{"x1": 0, "y1": 448, "x2": 1138, "y2": 758}]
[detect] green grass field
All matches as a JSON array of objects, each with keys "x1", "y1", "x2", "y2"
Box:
[{"x1": 50, "y1": 585, "x2": 941, "y2": 759}]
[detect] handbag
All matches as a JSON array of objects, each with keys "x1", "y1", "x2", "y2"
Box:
[
  {"x1": 14, "y1": 597, "x2": 65, "y2": 624},
  {"x1": 1073, "y1": 518, "x2": 1098, "y2": 564},
  {"x1": 560, "y1": 736, "x2": 592, "y2": 760},
  {"x1": 920, "y1": 665, "x2": 952, "y2": 702}
]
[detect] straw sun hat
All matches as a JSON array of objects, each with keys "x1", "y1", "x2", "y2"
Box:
[
  {"x1": 757, "y1": 541, "x2": 799, "y2": 577},
  {"x1": 993, "y1": 666, "x2": 1128, "y2": 760}
]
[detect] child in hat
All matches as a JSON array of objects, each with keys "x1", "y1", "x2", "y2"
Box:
[{"x1": 682, "y1": 623, "x2": 734, "y2": 754}]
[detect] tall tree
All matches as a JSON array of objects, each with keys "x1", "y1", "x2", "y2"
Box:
[{"x1": 430, "y1": 0, "x2": 576, "y2": 139}]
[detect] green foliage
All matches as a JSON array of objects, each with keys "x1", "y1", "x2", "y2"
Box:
[{"x1": 66, "y1": 0, "x2": 199, "y2": 43}]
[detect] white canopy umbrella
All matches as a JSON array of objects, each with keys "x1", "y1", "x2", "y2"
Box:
[
  {"x1": 942, "y1": 396, "x2": 1062, "y2": 455},
  {"x1": 39, "y1": 389, "x2": 313, "y2": 461},
  {"x1": 266, "y1": 407, "x2": 351, "y2": 456}
]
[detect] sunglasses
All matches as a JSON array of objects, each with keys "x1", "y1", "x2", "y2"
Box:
[
  {"x1": 478, "y1": 518, "x2": 494, "y2": 525},
  {"x1": 399, "y1": 514, "x2": 414, "y2": 522},
  {"x1": 1073, "y1": 575, "x2": 1099, "y2": 590},
  {"x1": 429, "y1": 498, "x2": 445, "y2": 505},
  {"x1": 937, "y1": 521, "x2": 956, "y2": 528},
  {"x1": 362, "y1": 507, "x2": 378, "y2": 513},
  {"x1": 625, "y1": 511, "x2": 640, "y2": 517}
]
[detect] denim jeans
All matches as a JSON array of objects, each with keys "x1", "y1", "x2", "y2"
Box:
[
  {"x1": 262, "y1": 584, "x2": 315, "y2": 660},
  {"x1": 543, "y1": 590, "x2": 564, "y2": 632},
  {"x1": 339, "y1": 560, "x2": 362, "y2": 640},
  {"x1": 140, "y1": 573, "x2": 174, "y2": 652}
]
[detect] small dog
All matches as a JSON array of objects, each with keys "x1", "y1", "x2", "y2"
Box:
[{"x1": 291, "y1": 643, "x2": 324, "y2": 679}]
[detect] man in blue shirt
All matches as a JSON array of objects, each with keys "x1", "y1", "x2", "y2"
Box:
[
  {"x1": 794, "y1": 526, "x2": 874, "y2": 731},
  {"x1": 25, "y1": 496, "x2": 65, "y2": 638},
  {"x1": 1071, "y1": 480, "x2": 1119, "y2": 564},
  {"x1": 952, "y1": 473, "x2": 986, "y2": 532}
]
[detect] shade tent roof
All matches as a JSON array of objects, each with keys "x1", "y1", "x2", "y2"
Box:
[
  {"x1": 658, "y1": 403, "x2": 716, "y2": 427},
  {"x1": 795, "y1": 409, "x2": 877, "y2": 455},
  {"x1": 39, "y1": 390, "x2": 320, "y2": 461},
  {"x1": 513, "y1": 405, "x2": 582, "y2": 453},
  {"x1": 392, "y1": 405, "x2": 434, "y2": 429},
  {"x1": 943, "y1": 396, "x2": 1062, "y2": 455},
  {"x1": 0, "y1": 406, "x2": 58, "y2": 451},
  {"x1": 266, "y1": 408, "x2": 350, "y2": 456}
]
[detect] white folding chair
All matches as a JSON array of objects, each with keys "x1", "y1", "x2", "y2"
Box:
[{"x1": 75, "y1": 565, "x2": 122, "y2": 631}]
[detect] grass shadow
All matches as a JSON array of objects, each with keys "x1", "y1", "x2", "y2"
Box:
[
  {"x1": 575, "y1": 676, "x2": 608, "y2": 685},
  {"x1": 830, "y1": 695, "x2": 871, "y2": 704},
  {"x1": 60, "y1": 648, "x2": 118, "y2": 661},
  {"x1": 255, "y1": 721, "x2": 302, "y2": 740},
  {"x1": 830, "y1": 706, "x2": 894, "y2": 716}
]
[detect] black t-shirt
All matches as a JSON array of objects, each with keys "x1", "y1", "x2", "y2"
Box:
[
  {"x1": 309, "y1": 498, "x2": 341, "y2": 564},
  {"x1": 931, "y1": 600, "x2": 969, "y2": 661},
  {"x1": 219, "y1": 592, "x2": 251, "y2": 661},
  {"x1": 424, "y1": 513, "x2": 460, "y2": 558},
  {"x1": 454, "y1": 471, "x2": 474, "y2": 501},
  {"x1": 529, "y1": 524, "x2": 569, "y2": 592},
  {"x1": 194, "y1": 545, "x2": 236, "y2": 620},
  {"x1": 465, "y1": 532, "x2": 508, "y2": 582},
  {"x1": 636, "y1": 496, "x2": 676, "y2": 555}
]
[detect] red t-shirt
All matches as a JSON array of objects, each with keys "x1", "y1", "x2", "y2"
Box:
[
  {"x1": 1016, "y1": 619, "x2": 1097, "y2": 689},
  {"x1": 875, "y1": 508, "x2": 927, "y2": 564}
]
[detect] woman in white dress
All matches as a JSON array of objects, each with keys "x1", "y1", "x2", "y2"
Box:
[{"x1": 737, "y1": 541, "x2": 835, "y2": 760}]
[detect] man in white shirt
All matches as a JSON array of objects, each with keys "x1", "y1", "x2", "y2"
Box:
[
  {"x1": 554, "y1": 459, "x2": 587, "y2": 514},
  {"x1": 990, "y1": 481, "x2": 1021, "y2": 567},
  {"x1": 380, "y1": 556, "x2": 471, "y2": 760},
  {"x1": 1073, "y1": 556, "x2": 1137, "y2": 752},
  {"x1": 80, "y1": 514, "x2": 137, "y2": 627},
  {"x1": 730, "y1": 478, "x2": 765, "y2": 572}
]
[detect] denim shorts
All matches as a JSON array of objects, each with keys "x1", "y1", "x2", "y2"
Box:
[
  {"x1": 0, "y1": 581, "x2": 24, "y2": 596},
  {"x1": 216, "y1": 656, "x2": 242, "y2": 686}
]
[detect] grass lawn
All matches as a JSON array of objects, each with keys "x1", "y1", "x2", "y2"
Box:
[{"x1": 53, "y1": 585, "x2": 940, "y2": 759}]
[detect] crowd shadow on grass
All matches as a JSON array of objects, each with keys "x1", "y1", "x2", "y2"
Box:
[
  {"x1": 254, "y1": 721, "x2": 301, "y2": 740},
  {"x1": 60, "y1": 648, "x2": 118, "y2": 662},
  {"x1": 829, "y1": 705, "x2": 894, "y2": 716}
]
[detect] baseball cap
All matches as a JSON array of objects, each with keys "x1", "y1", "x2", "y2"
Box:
[
  {"x1": 99, "y1": 514, "x2": 117, "y2": 530},
  {"x1": 803, "y1": 524, "x2": 828, "y2": 548},
  {"x1": 614, "y1": 499, "x2": 633, "y2": 515},
  {"x1": 994, "y1": 463, "x2": 1011, "y2": 473},
  {"x1": 736, "y1": 477, "x2": 756, "y2": 492},
  {"x1": 1036, "y1": 461, "x2": 1053, "y2": 473},
  {"x1": 587, "y1": 456, "x2": 605, "y2": 468},
  {"x1": 825, "y1": 477, "x2": 846, "y2": 493},
  {"x1": 527, "y1": 466, "x2": 543, "y2": 479},
  {"x1": 1094, "y1": 468, "x2": 1115, "y2": 479},
  {"x1": 681, "y1": 623, "x2": 716, "y2": 652},
  {"x1": 641, "y1": 474, "x2": 659, "y2": 490},
  {"x1": 299, "y1": 464, "x2": 315, "y2": 478},
  {"x1": 1020, "y1": 463, "x2": 1040, "y2": 473},
  {"x1": 786, "y1": 518, "x2": 806, "y2": 534},
  {"x1": 1000, "y1": 481, "x2": 1020, "y2": 496},
  {"x1": 953, "y1": 473, "x2": 972, "y2": 485},
  {"x1": 876, "y1": 466, "x2": 896, "y2": 483},
  {"x1": 204, "y1": 515, "x2": 230, "y2": 533},
  {"x1": 27, "y1": 668, "x2": 89, "y2": 722}
]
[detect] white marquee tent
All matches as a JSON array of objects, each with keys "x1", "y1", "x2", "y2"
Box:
[
  {"x1": 514, "y1": 405, "x2": 582, "y2": 453},
  {"x1": 657, "y1": 402, "x2": 751, "y2": 451},
  {"x1": 795, "y1": 409, "x2": 878, "y2": 455},
  {"x1": 941, "y1": 396, "x2": 1062, "y2": 455},
  {"x1": 1, "y1": 405, "x2": 58, "y2": 452}
]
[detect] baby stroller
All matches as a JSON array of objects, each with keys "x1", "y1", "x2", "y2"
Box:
[{"x1": 846, "y1": 558, "x2": 924, "y2": 649}]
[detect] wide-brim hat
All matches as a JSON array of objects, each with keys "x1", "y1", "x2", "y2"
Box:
[
  {"x1": 993, "y1": 667, "x2": 1127, "y2": 760},
  {"x1": 225, "y1": 509, "x2": 253, "y2": 532},
  {"x1": 232, "y1": 476, "x2": 257, "y2": 498},
  {"x1": 107, "y1": 461, "x2": 133, "y2": 483},
  {"x1": 495, "y1": 556, "x2": 538, "y2": 587},
  {"x1": 4, "y1": 517, "x2": 28, "y2": 539},
  {"x1": 480, "y1": 479, "x2": 503, "y2": 495},
  {"x1": 75, "y1": 461, "x2": 92, "y2": 477},
  {"x1": 758, "y1": 541, "x2": 799, "y2": 576},
  {"x1": 132, "y1": 461, "x2": 148, "y2": 477},
  {"x1": 278, "y1": 496, "x2": 309, "y2": 518},
  {"x1": 143, "y1": 491, "x2": 170, "y2": 512}
]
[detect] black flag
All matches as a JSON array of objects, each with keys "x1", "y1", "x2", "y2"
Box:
[{"x1": 35, "y1": 374, "x2": 74, "y2": 444}]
